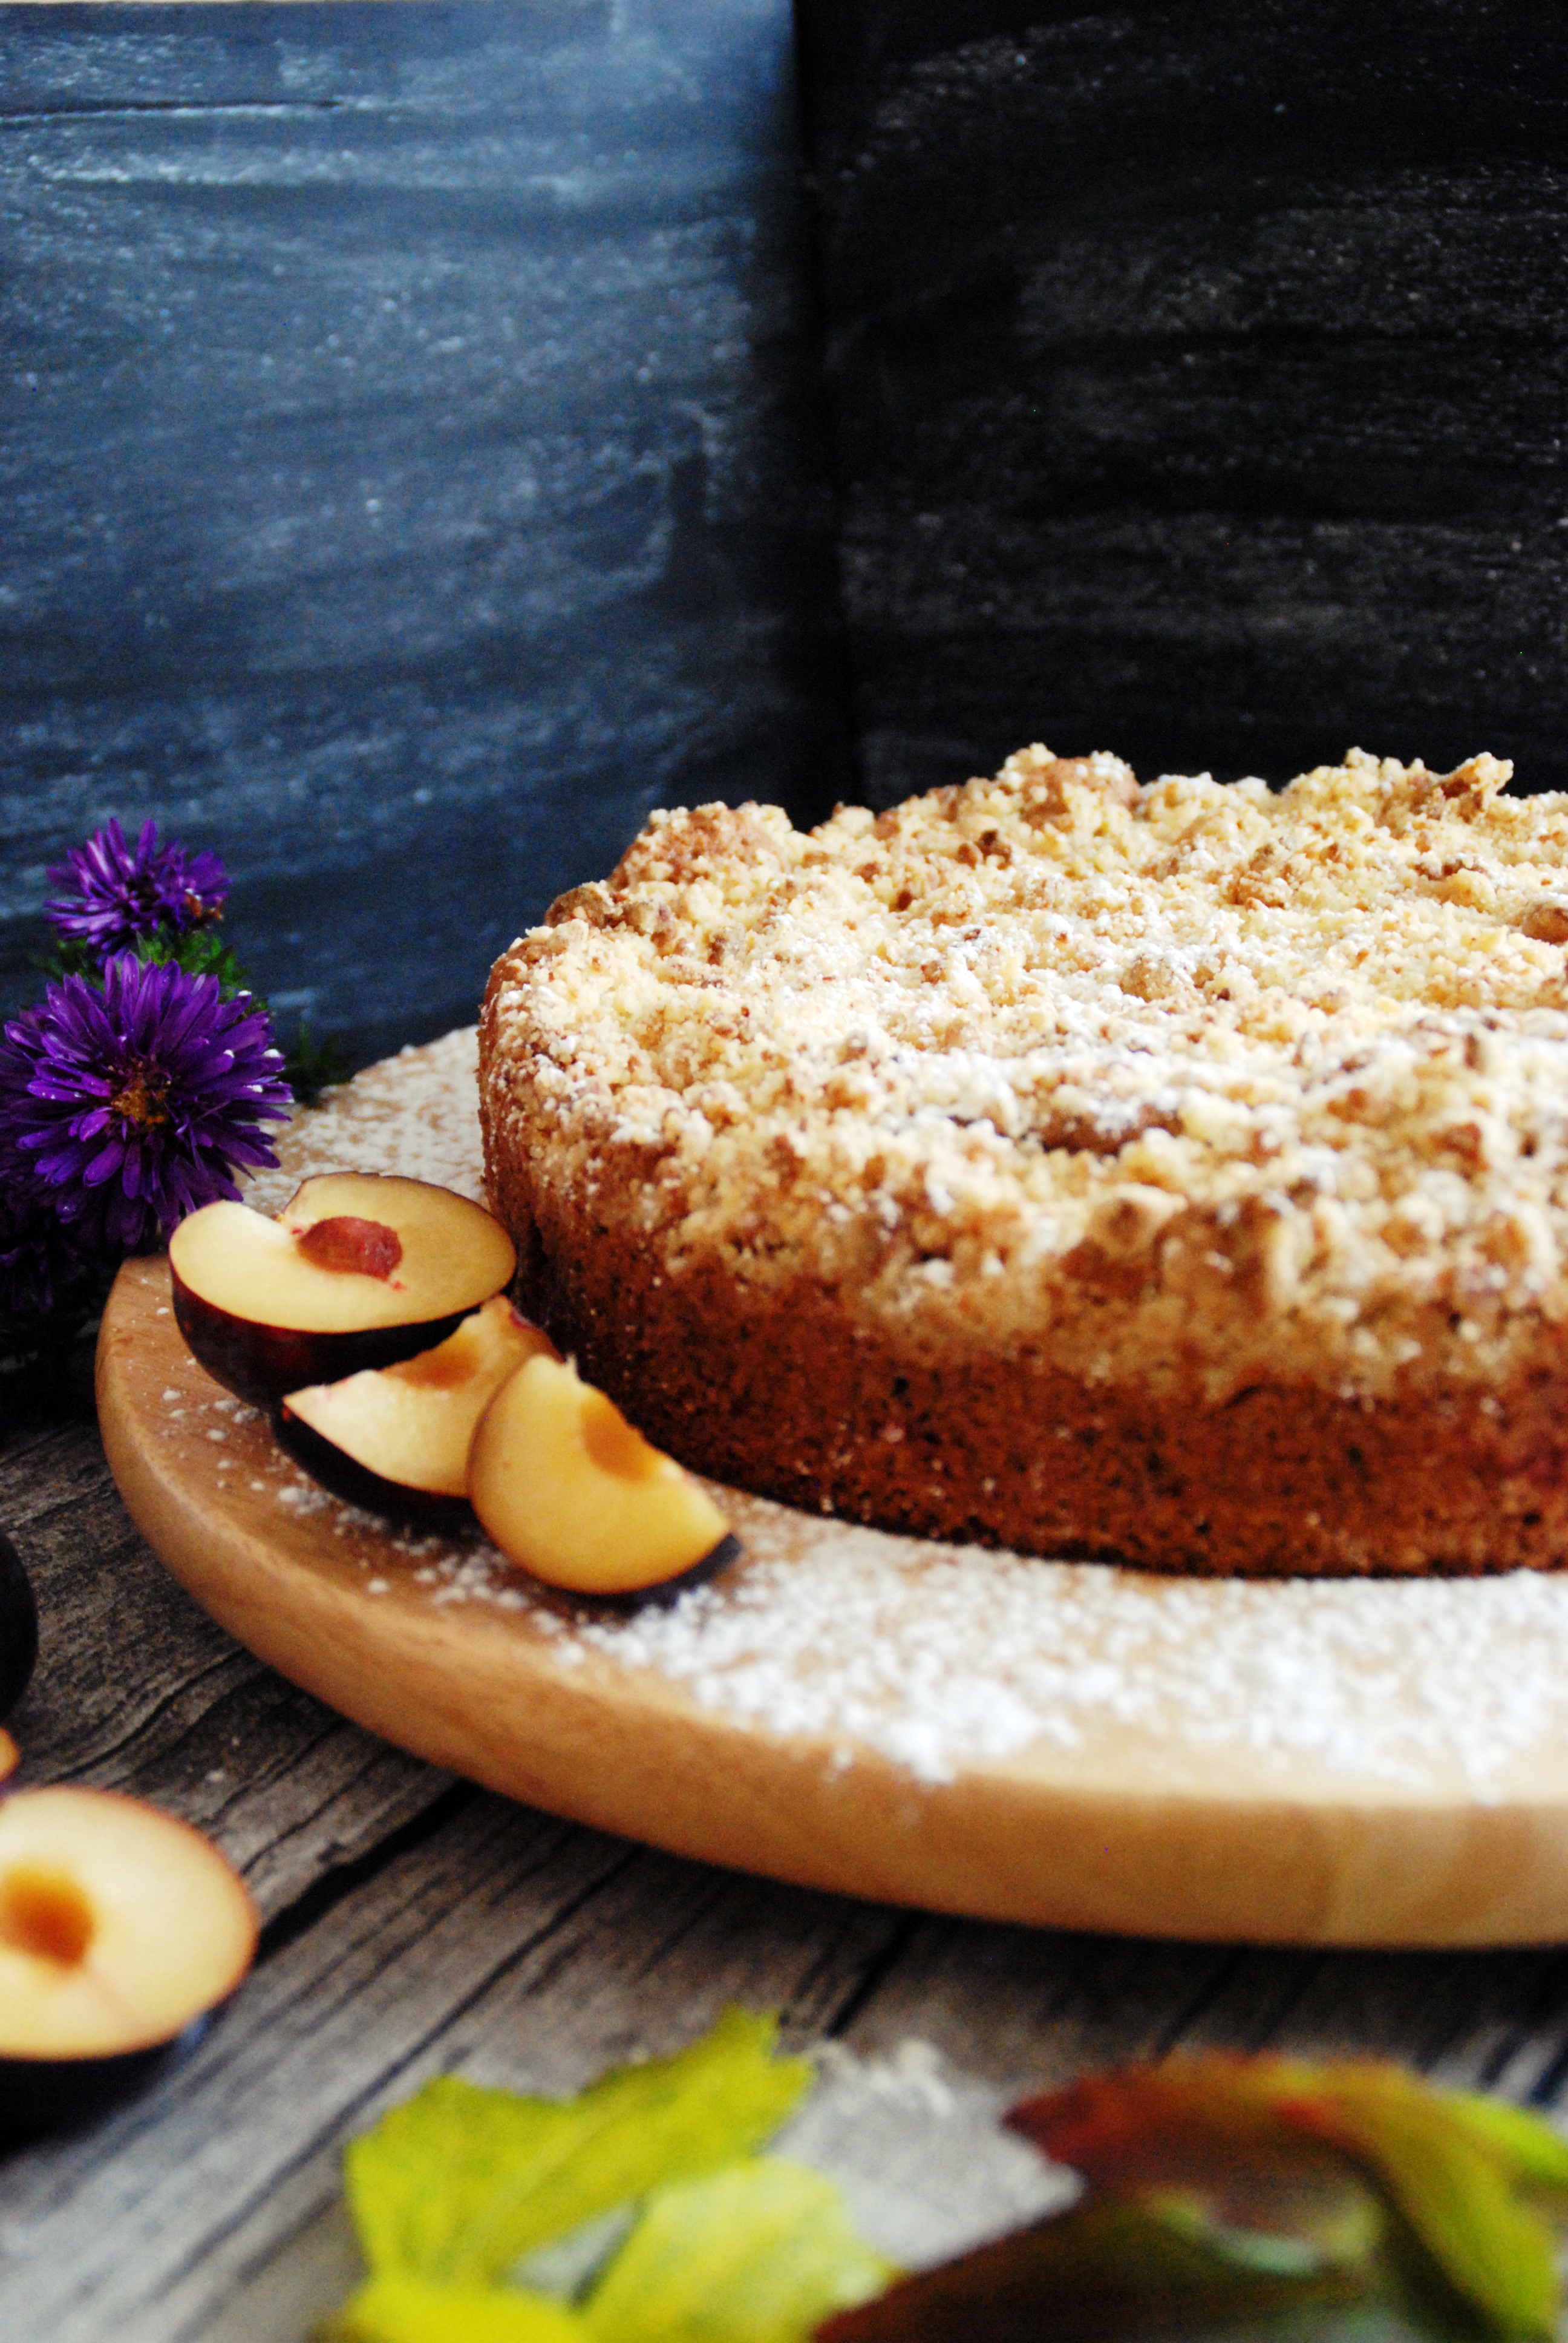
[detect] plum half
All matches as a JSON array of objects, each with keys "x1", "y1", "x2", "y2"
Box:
[
  {"x1": 279, "y1": 1296, "x2": 558, "y2": 1515},
  {"x1": 0, "y1": 1530, "x2": 38, "y2": 1724},
  {"x1": 468, "y1": 1354, "x2": 738, "y2": 1598},
  {"x1": 0, "y1": 1786, "x2": 258, "y2": 2137},
  {"x1": 170, "y1": 1172, "x2": 517, "y2": 1406}
]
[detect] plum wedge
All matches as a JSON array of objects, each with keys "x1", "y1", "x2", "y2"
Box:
[
  {"x1": 280, "y1": 1296, "x2": 557, "y2": 1511},
  {"x1": 469, "y1": 1354, "x2": 737, "y2": 1597}
]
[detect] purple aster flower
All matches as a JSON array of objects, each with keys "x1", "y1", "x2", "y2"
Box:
[
  {"x1": 46, "y1": 818, "x2": 230, "y2": 955},
  {"x1": 0, "y1": 956, "x2": 293, "y2": 1253}
]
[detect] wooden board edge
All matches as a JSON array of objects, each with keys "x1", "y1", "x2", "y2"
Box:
[{"x1": 94, "y1": 1257, "x2": 1568, "y2": 1948}]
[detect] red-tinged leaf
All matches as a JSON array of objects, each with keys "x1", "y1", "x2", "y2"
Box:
[
  {"x1": 1276, "y1": 2068, "x2": 1562, "y2": 2341},
  {"x1": 812, "y1": 2192, "x2": 1369, "y2": 2343},
  {"x1": 1005, "y1": 2058, "x2": 1371, "y2": 2248}
]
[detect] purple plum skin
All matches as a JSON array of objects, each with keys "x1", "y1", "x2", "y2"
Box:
[
  {"x1": 0, "y1": 1535, "x2": 38, "y2": 1725},
  {"x1": 171, "y1": 1271, "x2": 468, "y2": 1409}
]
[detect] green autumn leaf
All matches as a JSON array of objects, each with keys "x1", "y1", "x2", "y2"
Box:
[
  {"x1": 1289, "y1": 2069, "x2": 1562, "y2": 2340},
  {"x1": 814, "y1": 2189, "x2": 1368, "y2": 2343},
  {"x1": 583, "y1": 2158, "x2": 893, "y2": 2343},
  {"x1": 1436, "y1": 2089, "x2": 1568, "y2": 2202},
  {"x1": 346, "y1": 2010, "x2": 814, "y2": 2286},
  {"x1": 327, "y1": 2271, "x2": 587, "y2": 2343}
]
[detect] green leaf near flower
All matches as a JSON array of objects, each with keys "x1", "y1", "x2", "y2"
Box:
[{"x1": 128, "y1": 923, "x2": 256, "y2": 1001}]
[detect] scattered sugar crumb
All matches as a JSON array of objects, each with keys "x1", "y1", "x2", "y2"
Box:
[
  {"x1": 366, "y1": 1578, "x2": 391, "y2": 1596},
  {"x1": 275, "y1": 1481, "x2": 331, "y2": 1516}
]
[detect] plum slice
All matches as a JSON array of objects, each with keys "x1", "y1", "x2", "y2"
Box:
[
  {"x1": 279, "y1": 1296, "x2": 558, "y2": 1513},
  {"x1": 0, "y1": 1787, "x2": 258, "y2": 2137},
  {"x1": 169, "y1": 1171, "x2": 517, "y2": 1406},
  {"x1": 468, "y1": 1354, "x2": 739, "y2": 1598}
]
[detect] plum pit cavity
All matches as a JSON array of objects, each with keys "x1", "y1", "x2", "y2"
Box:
[
  {"x1": 580, "y1": 1388, "x2": 664, "y2": 1483},
  {"x1": 296, "y1": 1216, "x2": 403, "y2": 1280},
  {"x1": 0, "y1": 1866, "x2": 95, "y2": 1967}
]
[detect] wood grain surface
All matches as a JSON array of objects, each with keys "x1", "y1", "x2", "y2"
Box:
[
  {"x1": 795, "y1": 0, "x2": 1568, "y2": 804},
  {"x1": 0, "y1": 0, "x2": 849, "y2": 1064}
]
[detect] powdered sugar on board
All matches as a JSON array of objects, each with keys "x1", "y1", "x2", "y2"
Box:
[
  {"x1": 247, "y1": 1027, "x2": 487, "y2": 1213},
  {"x1": 240, "y1": 1028, "x2": 1568, "y2": 1794}
]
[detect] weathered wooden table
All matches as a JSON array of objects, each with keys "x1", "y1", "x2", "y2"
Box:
[{"x1": 5, "y1": 1379, "x2": 1568, "y2": 2343}]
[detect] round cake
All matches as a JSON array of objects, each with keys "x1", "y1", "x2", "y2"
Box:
[{"x1": 479, "y1": 746, "x2": 1568, "y2": 1578}]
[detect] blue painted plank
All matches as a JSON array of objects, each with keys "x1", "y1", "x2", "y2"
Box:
[{"x1": 0, "y1": 0, "x2": 848, "y2": 1062}]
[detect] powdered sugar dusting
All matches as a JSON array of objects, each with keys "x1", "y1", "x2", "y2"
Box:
[
  {"x1": 561, "y1": 1498, "x2": 1568, "y2": 1789},
  {"x1": 243, "y1": 1030, "x2": 1568, "y2": 1794},
  {"x1": 246, "y1": 1027, "x2": 485, "y2": 1213}
]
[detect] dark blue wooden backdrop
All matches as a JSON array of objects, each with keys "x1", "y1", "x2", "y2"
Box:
[
  {"x1": 795, "y1": 0, "x2": 1568, "y2": 806},
  {"x1": 0, "y1": 1, "x2": 848, "y2": 1064}
]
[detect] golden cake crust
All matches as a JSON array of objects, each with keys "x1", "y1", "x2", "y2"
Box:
[{"x1": 480, "y1": 746, "x2": 1568, "y2": 1576}]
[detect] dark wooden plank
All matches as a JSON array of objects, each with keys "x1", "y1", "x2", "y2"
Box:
[
  {"x1": 796, "y1": 0, "x2": 1568, "y2": 800},
  {"x1": 1168, "y1": 1941, "x2": 1568, "y2": 2096},
  {"x1": 0, "y1": 0, "x2": 850, "y2": 1067},
  {"x1": 830, "y1": 1915, "x2": 1244, "y2": 2087},
  {"x1": 0, "y1": 1795, "x2": 910, "y2": 2341}
]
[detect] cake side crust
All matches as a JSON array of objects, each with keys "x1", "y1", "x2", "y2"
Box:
[{"x1": 483, "y1": 1123, "x2": 1568, "y2": 1579}]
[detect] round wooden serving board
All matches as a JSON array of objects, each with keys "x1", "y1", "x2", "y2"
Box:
[{"x1": 94, "y1": 1035, "x2": 1568, "y2": 1950}]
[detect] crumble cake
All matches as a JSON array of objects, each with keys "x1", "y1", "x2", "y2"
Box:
[{"x1": 479, "y1": 746, "x2": 1568, "y2": 1576}]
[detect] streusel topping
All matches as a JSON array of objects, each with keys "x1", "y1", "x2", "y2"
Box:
[{"x1": 483, "y1": 748, "x2": 1568, "y2": 1401}]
